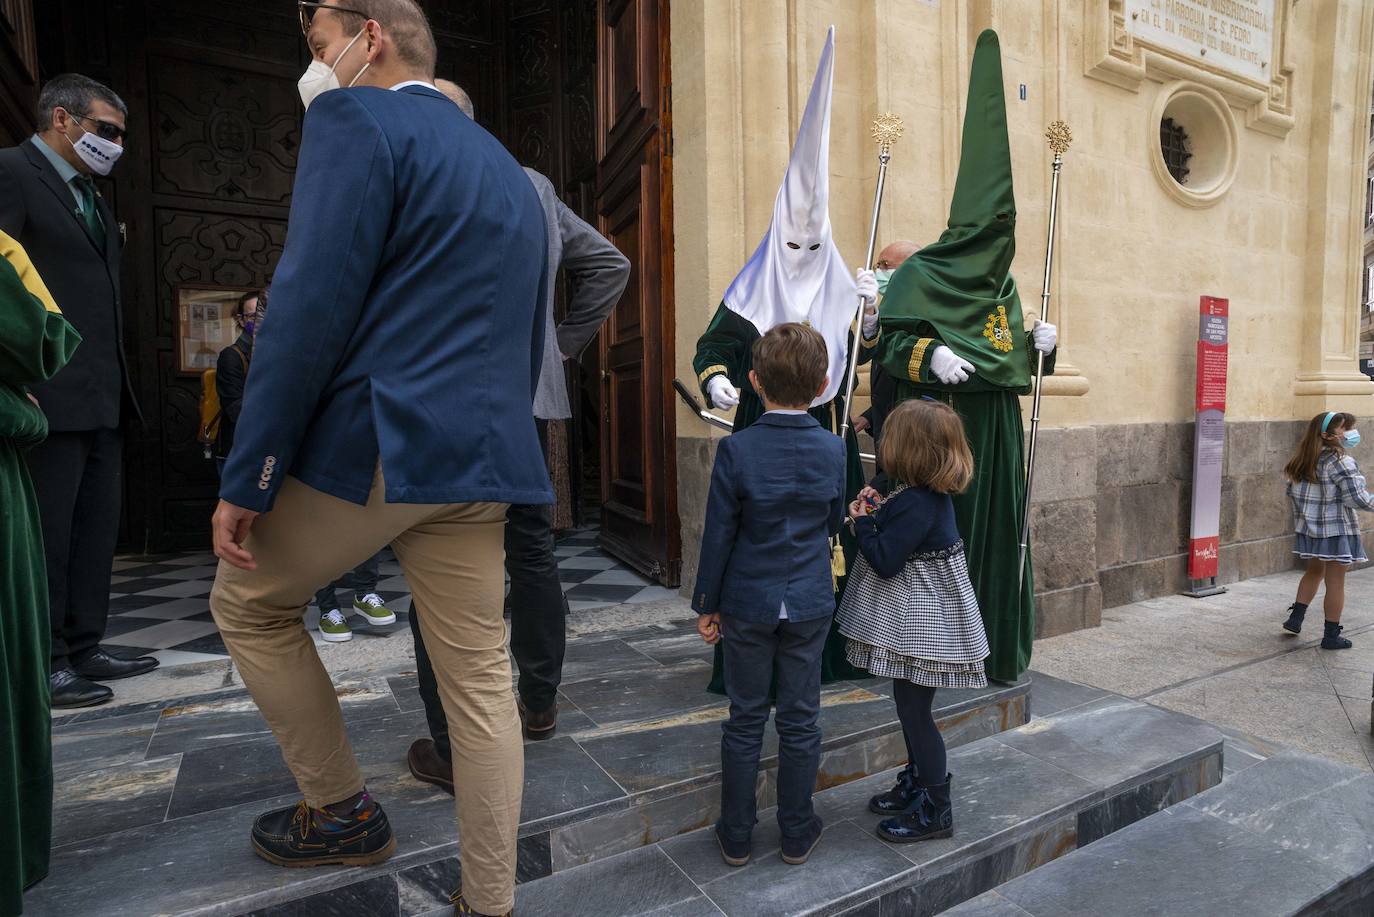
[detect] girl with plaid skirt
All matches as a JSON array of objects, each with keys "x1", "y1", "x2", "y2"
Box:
[
  {"x1": 836, "y1": 399, "x2": 988, "y2": 844},
  {"x1": 1281, "y1": 411, "x2": 1374, "y2": 649}
]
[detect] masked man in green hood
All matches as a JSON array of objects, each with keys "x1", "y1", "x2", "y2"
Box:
[{"x1": 874, "y1": 30, "x2": 1057, "y2": 684}]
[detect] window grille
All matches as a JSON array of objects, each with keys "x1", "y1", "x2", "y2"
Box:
[{"x1": 1159, "y1": 117, "x2": 1191, "y2": 185}]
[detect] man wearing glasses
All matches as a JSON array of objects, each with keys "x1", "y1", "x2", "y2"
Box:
[
  {"x1": 208, "y1": 3, "x2": 549, "y2": 916},
  {"x1": 0, "y1": 73, "x2": 154, "y2": 711}
]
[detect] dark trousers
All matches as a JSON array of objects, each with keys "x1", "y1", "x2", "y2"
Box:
[
  {"x1": 718, "y1": 613, "x2": 830, "y2": 843},
  {"x1": 25, "y1": 428, "x2": 123, "y2": 673},
  {"x1": 411, "y1": 500, "x2": 568, "y2": 760},
  {"x1": 313, "y1": 551, "x2": 382, "y2": 612}
]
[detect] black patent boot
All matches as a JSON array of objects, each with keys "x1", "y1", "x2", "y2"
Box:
[
  {"x1": 868, "y1": 765, "x2": 920, "y2": 815},
  {"x1": 1282, "y1": 603, "x2": 1307, "y2": 635},
  {"x1": 876, "y1": 774, "x2": 953, "y2": 844},
  {"x1": 1321, "y1": 620, "x2": 1353, "y2": 650}
]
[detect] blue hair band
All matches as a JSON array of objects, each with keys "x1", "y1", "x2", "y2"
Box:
[{"x1": 1322, "y1": 412, "x2": 1338, "y2": 433}]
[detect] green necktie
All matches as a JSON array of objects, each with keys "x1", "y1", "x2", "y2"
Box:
[{"x1": 73, "y1": 176, "x2": 105, "y2": 248}]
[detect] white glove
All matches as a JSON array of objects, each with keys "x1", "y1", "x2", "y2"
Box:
[
  {"x1": 861, "y1": 307, "x2": 880, "y2": 340},
  {"x1": 931, "y1": 345, "x2": 976, "y2": 385},
  {"x1": 706, "y1": 374, "x2": 740, "y2": 409},
  {"x1": 855, "y1": 268, "x2": 878, "y2": 307},
  {"x1": 1032, "y1": 320, "x2": 1058, "y2": 353}
]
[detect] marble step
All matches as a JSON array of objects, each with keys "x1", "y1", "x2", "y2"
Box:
[
  {"x1": 27, "y1": 626, "x2": 1036, "y2": 917},
  {"x1": 471, "y1": 697, "x2": 1223, "y2": 917},
  {"x1": 946, "y1": 749, "x2": 1374, "y2": 917}
]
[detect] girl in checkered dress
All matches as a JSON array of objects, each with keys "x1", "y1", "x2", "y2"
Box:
[
  {"x1": 836, "y1": 399, "x2": 988, "y2": 844},
  {"x1": 1281, "y1": 411, "x2": 1374, "y2": 650}
]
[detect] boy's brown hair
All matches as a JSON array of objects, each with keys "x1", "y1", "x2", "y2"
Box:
[
  {"x1": 751, "y1": 322, "x2": 830, "y2": 407},
  {"x1": 880, "y1": 399, "x2": 974, "y2": 494}
]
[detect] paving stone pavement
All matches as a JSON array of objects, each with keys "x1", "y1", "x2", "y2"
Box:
[
  {"x1": 100, "y1": 529, "x2": 677, "y2": 669},
  {"x1": 1031, "y1": 565, "x2": 1374, "y2": 774}
]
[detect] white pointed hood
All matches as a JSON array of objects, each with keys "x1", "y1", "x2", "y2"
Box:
[{"x1": 722, "y1": 26, "x2": 856, "y2": 407}]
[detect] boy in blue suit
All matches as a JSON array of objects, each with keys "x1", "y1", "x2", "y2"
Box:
[{"x1": 692, "y1": 322, "x2": 847, "y2": 868}]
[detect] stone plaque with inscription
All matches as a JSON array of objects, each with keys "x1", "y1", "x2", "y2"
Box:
[{"x1": 1124, "y1": 0, "x2": 1274, "y2": 83}]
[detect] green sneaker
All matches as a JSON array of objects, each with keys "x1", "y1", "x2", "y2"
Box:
[
  {"x1": 319, "y1": 608, "x2": 353, "y2": 642},
  {"x1": 353, "y1": 593, "x2": 397, "y2": 626}
]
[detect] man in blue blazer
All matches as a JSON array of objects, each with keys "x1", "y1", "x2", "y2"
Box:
[
  {"x1": 691, "y1": 323, "x2": 847, "y2": 869},
  {"x1": 208, "y1": 3, "x2": 548, "y2": 914}
]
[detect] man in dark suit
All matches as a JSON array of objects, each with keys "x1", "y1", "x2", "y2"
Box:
[
  {"x1": 0, "y1": 73, "x2": 155, "y2": 710},
  {"x1": 208, "y1": 3, "x2": 549, "y2": 914},
  {"x1": 404, "y1": 81, "x2": 630, "y2": 796}
]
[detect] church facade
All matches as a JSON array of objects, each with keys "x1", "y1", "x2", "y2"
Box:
[{"x1": 671, "y1": 0, "x2": 1374, "y2": 636}]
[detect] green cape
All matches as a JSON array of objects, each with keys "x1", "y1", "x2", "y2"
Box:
[{"x1": 880, "y1": 29, "x2": 1028, "y2": 392}]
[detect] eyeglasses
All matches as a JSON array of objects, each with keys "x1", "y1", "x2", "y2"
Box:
[
  {"x1": 70, "y1": 112, "x2": 126, "y2": 142},
  {"x1": 298, "y1": 1, "x2": 369, "y2": 37}
]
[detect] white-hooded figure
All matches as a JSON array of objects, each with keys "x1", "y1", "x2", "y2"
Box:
[{"x1": 697, "y1": 26, "x2": 878, "y2": 413}]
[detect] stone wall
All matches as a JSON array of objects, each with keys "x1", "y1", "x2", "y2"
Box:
[{"x1": 678, "y1": 420, "x2": 1374, "y2": 641}]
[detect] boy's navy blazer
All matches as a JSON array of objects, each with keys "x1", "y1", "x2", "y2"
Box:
[
  {"x1": 221, "y1": 84, "x2": 553, "y2": 511},
  {"x1": 691, "y1": 412, "x2": 847, "y2": 623}
]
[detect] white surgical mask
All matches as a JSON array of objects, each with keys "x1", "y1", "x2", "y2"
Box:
[
  {"x1": 63, "y1": 119, "x2": 123, "y2": 176},
  {"x1": 298, "y1": 27, "x2": 370, "y2": 110}
]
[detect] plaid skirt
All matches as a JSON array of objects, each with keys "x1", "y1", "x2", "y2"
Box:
[{"x1": 836, "y1": 541, "x2": 989, "y2": 687}]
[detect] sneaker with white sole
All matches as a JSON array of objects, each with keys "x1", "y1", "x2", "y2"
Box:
[
  {"x1": 319, "y1": 608, "x2": 353, "y2": 642},
  {"x1": 353, "y1": 593, "x2": 397, "y2": 626}
]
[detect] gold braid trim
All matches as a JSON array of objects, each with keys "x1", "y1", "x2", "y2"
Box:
[
  {"x1": 908, "y1": 338, "x2": 934, "y2": 381},
  {"x1": 697, "y1": 365, "x2": 729, "y2": 387}
]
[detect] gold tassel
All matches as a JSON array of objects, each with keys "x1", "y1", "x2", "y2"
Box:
[{"x1": 831, "y1": 538, "x2": 846, "y2": 581}]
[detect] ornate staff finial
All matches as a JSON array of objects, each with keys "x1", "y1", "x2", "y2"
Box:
[
  {"x1": 872, "y1": 112, "x2": 904, "y2": 157},
  {"x1": 1045, "y1": 120, "x2": 1072, "y2": 156}
]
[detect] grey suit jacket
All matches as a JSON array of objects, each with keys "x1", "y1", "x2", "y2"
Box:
[{"x1": 524, "y1": 168, "x2": 630, "y2": 419}]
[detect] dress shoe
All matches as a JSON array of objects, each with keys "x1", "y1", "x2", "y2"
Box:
[
  {"x1": 50, "y1": 669, "x2": 113, "y2": 709},
  {"x1": 406, "y1": 738, "x2": 455, "y2": 795},
  {"x1": 518, "y1": 699, "x2": 557, "y2": 740},
  {"x1": 74, "y1": 647, "x2": 159, "y2": 681}
]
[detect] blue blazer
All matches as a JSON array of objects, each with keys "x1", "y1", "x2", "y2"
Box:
[
  {"x1": 691, "y1": 412, "x2": 847, "y2": 623},
  {"x1": 221, "y1": 85, "x2": 552, "y2": 511}
]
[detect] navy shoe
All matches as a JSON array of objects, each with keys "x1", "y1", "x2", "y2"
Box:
[
  {"x1": 1321, "y1": 620, "x2": 1352, "y2": 650},
  {"x1": 1282, "y1": 604, "x2": 1306, "y2": 634},
  {"x1": 869, "y1": 765, "x2": 920, "y2": 814},
  {"x1": 251, "y1": 795, "x2": 395, "y2": 867},
  {"x1": 877, "y1": 775, "x2": 953, "y2": 844},
  {"x1": 715, "y1": 825, "x2": 751, "y2": 867},
  {"x1": 781, "y1": 816, "x2": 824, "y2": 865}
]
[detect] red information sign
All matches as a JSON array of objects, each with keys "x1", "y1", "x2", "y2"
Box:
[{"x1": 1188, "y1": 296, "x2": 1228, "y2": 582}]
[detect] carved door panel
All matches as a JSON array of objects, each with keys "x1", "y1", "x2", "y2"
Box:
[
  {"x1": 595, "y1": 0, "x2": 678, "y2": 584},
  {"x1": 0, "y1": 0, "x2": 37, "y2": 145}
]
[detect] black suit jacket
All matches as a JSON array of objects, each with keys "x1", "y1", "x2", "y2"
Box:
[{"x1": 0, "y1": 140, "x2": 139, "y2": 430}]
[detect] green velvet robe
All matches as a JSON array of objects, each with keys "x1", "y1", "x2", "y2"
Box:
[
  {"x1": 692, "y1": 303, "x2": 874, "y2": 692},
  {"x1": 873, "y1": 30, "x2": 1052, "y2": 683},
  {"x1": 0, "y1": 235, "x2": 81, "y2": 913}
]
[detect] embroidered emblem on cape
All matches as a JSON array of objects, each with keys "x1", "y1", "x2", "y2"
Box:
[{"x1": 983, "y1": 305, "x2": 1014, "y2": 353}]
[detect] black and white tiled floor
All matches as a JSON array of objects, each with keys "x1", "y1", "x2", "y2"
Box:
[{"x1": 103, "y1": 529, "x2": 676, "y2": 668}]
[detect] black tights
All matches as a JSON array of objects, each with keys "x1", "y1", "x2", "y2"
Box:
[{"x1": 892, "y1": 679, "x2": 947, "y2": 785}]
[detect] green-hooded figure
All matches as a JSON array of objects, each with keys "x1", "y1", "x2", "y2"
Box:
[
  {"x1": 874, "y1": 30, "x2": 1057, "y2": 683},
  {"x1": 0, "y1": 229, "x2": 81, "y2": 913}
]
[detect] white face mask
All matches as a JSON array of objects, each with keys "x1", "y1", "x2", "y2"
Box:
[
  {"x1": 63, "y1": 118, "x2": 123, "y2": 176},
  {"x1": 298, "y1": 27, "x2": 370, "y2": 110}
]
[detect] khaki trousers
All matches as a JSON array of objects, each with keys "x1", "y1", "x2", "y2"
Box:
[{"x1": 209, "y1": 471, "x2": 522, "y2": 914}]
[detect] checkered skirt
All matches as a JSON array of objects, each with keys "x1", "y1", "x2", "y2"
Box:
[{"x1": 836, "y1": 541, "x2": 989, "y2": 689}]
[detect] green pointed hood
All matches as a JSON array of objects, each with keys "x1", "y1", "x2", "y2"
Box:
[{"x1": 881, "y1": 29, "x2": 1028, "y2": 390}]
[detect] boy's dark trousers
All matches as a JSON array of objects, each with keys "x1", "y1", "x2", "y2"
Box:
[{"x1": 718, "y1": 613, "x2": 831, "y2": 843}]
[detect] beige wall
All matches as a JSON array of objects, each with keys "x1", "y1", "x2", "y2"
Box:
[{"x1": 671, "y1": 0, "x2": 1374, "y2": 428}]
